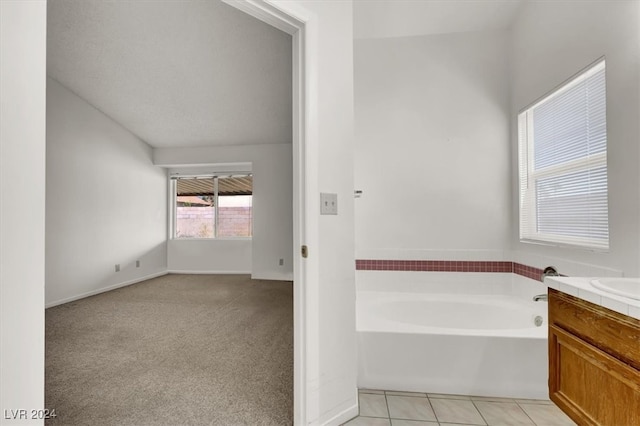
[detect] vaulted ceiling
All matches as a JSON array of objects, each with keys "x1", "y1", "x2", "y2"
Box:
[
  {"x1": 47, "y1": 0, "x2": 292, "y2": 149},
  {"x1": 354, "y1": 0, "x2": 524, "y2": 39},
  {"x1": 48, "y1": 0, "x2": 523, "y2": 150}
]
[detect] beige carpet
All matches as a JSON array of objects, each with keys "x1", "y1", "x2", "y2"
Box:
[{"x1": 45, "y1": 274, "x2": 293, "y2": 426}]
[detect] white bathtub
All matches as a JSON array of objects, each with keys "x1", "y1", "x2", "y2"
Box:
[{"x1": 357, "y1": 272, "x2": 549, "y2": 399}]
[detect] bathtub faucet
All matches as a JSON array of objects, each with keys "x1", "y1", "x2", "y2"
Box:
[
  {"x1": 540, "y1": 266, "x2": 559, "y2": 281},
  {"x1": 533, "y1": 294, "x2": 548, "y2": 302}
]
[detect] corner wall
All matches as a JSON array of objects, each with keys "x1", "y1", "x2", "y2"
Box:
[
  {"x1": 0, "y1": 0, "x2": 47, "y2": 420},
  {"x1": 46, "y1": 78, "x2": 168, "y2": 307},
  {"x1": 354, "y1": 30, "x2": 511, "y2": 261},
  {"x1": 154, "y1": 143, "x2": 293, "y2": 281},
  {"x1": 510, "y1": 0, "x2": 640, "y2": 277}
]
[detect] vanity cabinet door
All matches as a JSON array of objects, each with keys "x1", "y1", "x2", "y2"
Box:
[{"x1": 549, "y1": 325, "x2": 640, "y2": 426}]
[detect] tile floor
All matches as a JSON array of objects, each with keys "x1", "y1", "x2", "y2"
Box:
[{"x1": 343, "y1": 389, "x2": 577, "y2": 426}]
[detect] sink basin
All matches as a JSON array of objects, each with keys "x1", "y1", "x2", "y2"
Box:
[{"x1": 590, "y1": 278, "x2": 640, "y2": 301}]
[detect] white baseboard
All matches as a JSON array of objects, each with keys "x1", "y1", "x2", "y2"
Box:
[
  {"x1": 166, "y1": 270, "x2": 292, "y2": 280},
  {"x1": 45, "y1": 270, "x2": 168, "y2": 308},
  {"x1": 251, "y1": 271, "x2": 294, "y2": 281},
  {"x1": 46, "y1": 270, "x2": 267, "y2": 308},
  {"x1": 166, "y1": 270, "x2": 251, "y2": 275},
  {"x1": 321, "y1": 401, "x2": 359, "y2": 426}
]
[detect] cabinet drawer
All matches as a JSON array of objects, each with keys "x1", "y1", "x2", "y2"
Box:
[{"x1": 549, "y1": 289, "x2": 640, "y2": 369}]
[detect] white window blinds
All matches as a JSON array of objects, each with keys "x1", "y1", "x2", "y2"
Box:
[{"x1": 518, "y1": 59, "x2": 609, "y2": 250}]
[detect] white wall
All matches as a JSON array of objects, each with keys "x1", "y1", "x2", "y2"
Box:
[
  {"x1": 354, "y1": 30, "x2": 511, "y2": 261},
  {"x1": 46, "y1": 78, "x2": 168, "y2": 307},
  {"x1": 0, "y1": 0, "x2": 47, "y2": 422},
  {"x1": 168, "y1": 239, "x2": 251, "y2": 273},
  {"x1": 154, "y1": 143, "x2": 293, "y2": 280},
  {"x1": 510, "y1": 1, "x2": 640, "y2": 277}
]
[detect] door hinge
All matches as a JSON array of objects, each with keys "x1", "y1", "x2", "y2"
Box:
[{"x1": 301, "y1": 245, "x2": 308, "y2": 258}]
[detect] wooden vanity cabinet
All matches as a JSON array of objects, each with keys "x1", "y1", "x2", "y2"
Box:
[{"x1": 548, "y1": 288, "x2": 640, "y2": 426}]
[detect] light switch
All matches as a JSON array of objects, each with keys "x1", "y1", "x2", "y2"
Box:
[{"x1": 320, "y1": 193, "x2": 338, "y2": 215}]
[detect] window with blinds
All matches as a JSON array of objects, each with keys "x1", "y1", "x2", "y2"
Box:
[{"x1": 518, "y1": 59, "x2": 609, "y2": 250}]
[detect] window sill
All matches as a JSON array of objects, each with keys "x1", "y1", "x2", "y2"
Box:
[{"x1": 519, "y1": 237, "x2": 609, "y2": 253}]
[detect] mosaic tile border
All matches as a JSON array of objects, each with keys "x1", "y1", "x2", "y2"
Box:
[{"x1": 356, "y1": 259, "x2": 545, "y2": 282}]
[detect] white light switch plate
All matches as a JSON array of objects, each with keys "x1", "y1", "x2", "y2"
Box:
[{"x1": 320, "y1": 193, "x2": 338, "y2": 215}]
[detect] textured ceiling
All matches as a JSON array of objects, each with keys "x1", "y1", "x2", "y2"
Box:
[
  {"x1": 47, "y1": 0, "x2": 292, "y2": 148},
  {"x1": 354, "y1": 0, "x2": 524, "y2": 39}
]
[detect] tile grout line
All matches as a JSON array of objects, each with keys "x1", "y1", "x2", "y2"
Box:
[
  {"x1": 385, "y1": 393, "x2": 428, "y2": 398},
  {"x1": 384, "y1": 391, "x2": 391, "y2": 423},
  {"x1": 425, "y1": 395, "x2": 440, "y2": 425},
  {"x1": 515, "y1": 400, "x2": 545, "y2": 426},
  {"x1": 469, "y1": 399, "x2": 490, "y2": 426},
  {"x1": 385, "y1": 391, "x2": 441, "y2": 424}
]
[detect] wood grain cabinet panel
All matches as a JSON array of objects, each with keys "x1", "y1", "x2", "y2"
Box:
[{"x1": 549, "y1": 289, "x2": 640, "y2": 426}]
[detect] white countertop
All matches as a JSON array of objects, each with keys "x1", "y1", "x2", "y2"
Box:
[{"x1": 545, "y1": 276, "x2": 640, "y2": 321}]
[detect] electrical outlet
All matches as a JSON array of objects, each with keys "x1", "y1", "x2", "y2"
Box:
[
  {"x1": 279, "y1": 258, "x2": 284, "y2": 266},
  {"x1": 115, "y1": 264, "x2": 120, "y2": 272},
  {"x1": 136, "y1": 260, "x2": 140, "y2": 268},
  {"x1": 320, "y1": 193, "x2": 338, "y2": 215}
]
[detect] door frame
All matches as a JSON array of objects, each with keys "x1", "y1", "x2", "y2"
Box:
[{"x1": 222, "y1": 1, "x2": 310, "y2": 424}]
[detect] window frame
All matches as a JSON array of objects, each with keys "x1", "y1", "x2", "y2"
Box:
[
  {"x1": 518, "y1": 58, "x2": 609, "y2": 251},
  {"x1": 170, "y1": 173, "x2": 253, "y2": 240}
]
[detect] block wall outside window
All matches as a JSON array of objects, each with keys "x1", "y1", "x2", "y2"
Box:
[{"x1": 173, "y1": 174, "x2": 252, "y2": 239}]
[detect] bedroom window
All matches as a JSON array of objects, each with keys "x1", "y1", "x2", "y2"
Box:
[
  {"x1": 172, "y1": 174, "x2": 252, "y2": 239},
  {"x1": 518, "y1": 59, "x2": 608, "y2": 250}
]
